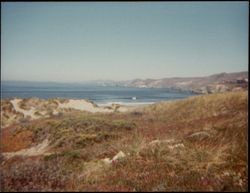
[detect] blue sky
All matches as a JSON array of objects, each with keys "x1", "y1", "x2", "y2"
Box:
[{"x1": 1, "y1": 2, "x2": 248, "y2": 82}]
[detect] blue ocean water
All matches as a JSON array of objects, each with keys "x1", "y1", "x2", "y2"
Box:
[{"x1": 1, "y1": 81, "x2": 196, "y2": 106}]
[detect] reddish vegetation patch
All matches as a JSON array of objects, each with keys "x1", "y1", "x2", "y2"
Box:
[{"x1": 1, "y1": 127, "x2": 34, "y2": 152}]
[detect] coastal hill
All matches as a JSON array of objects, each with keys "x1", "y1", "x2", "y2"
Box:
[
  {"x1": 1, "y1": 90, "x2": 248, "y2": 191},
  {"x1": 126, "y1": 71, "x2": 248, "y2": 94},
  {"x1": 2, "y1": 71, "x2": 248, "y2": 94}
]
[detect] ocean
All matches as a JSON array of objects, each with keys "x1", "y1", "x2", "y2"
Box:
[{"x1": 1, "y1": 81, "x2": 196, "y2": 106}]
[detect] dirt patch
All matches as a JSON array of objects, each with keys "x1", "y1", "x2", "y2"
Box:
[
  {"x1": 2, "y1": 138, "x2": 50, "y2": 160},
  {"x1": 1, "y1": 128, "x2": 34, "y2": 152}
]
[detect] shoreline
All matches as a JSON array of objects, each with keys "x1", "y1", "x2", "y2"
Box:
[{"x1": 0, "y1": 97, "x2": 178, "y2": 109}]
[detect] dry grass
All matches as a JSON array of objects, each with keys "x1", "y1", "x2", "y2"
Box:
[{"x1": 0, "y1": 91, "x2": 248, "y2": 191}]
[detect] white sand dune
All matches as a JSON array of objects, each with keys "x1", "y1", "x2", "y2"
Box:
[
  {"x1": 10, "y1": 99, "x2": 39, "y2": 119},
  {"x1": 58, "y1": 99, "x2": 121, "y2": 113},
  {"x1": 10, "y1": 98, "x2": 124, "y2": 116},
  {"x1": 2, "y1": 98, "x2": 130, "y2": 129}
]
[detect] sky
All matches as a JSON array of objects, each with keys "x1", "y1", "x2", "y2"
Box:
[{"x1": 1, "y1": 2, "x2": 249, "y2": 82}]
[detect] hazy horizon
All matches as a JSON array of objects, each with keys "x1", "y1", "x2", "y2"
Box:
[
  {"x1": 1, "y1": 2, "x2": 249, "y2": 82},
  {"x1": 2, "y1": 70, "x2": 248, "y2": 84}
]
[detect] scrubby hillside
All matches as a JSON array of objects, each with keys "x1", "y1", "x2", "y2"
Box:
[
  {"x1": 0, "y1": 91, "x2": 248, "y2": 191},
  {"x1": 129, "y1": 71, "x2": 248, "y2": 94}
]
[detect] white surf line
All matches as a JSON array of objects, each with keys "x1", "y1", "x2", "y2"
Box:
[{"x1": 97, "y1": 102, "x2": 155, "y2": 107}]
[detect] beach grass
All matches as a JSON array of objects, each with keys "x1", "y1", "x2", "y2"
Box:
[{"x1": 0, "y1": 91, "x2": 248, "y2": 191}]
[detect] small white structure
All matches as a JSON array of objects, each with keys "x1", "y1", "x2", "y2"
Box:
[{"x1": 132, "y1": 97, "x2": 137, "y2": 100}]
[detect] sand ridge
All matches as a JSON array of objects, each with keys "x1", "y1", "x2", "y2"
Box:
[{"x1": 57, "y1": 99, "x2": 114, "y2": 113}]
